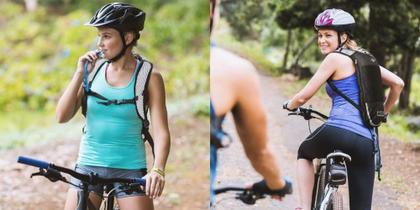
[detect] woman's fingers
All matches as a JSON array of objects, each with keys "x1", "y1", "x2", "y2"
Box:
[
  {"x1": 149, "y1": 174, "x2": 157, "y2": 198},
  {"x1": 152, "y1": 177, "x2": 160, "y2": 198},
  {"x1": 145, "y1": 172, "x2": 165, "y2": 199},
  {"x1": 145, "y1": 174, "x2": 152, "y2": 197},
  {"x1": 158, "y1": 179, "x2": 165, "y2": 196}
]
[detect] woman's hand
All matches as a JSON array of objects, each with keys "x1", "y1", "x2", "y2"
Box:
[
  {"x1": 76, "y1": 51, "x2": 100, "y2": 74},
  {"x1": 143, "y1": 168, "x2": 165, "y2": 199}
]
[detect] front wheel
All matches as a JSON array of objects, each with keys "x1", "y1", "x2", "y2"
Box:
[{"x1": 327, "y1": 191, "x2": 343, "y2": 210}]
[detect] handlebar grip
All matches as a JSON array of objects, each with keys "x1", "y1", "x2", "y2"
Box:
[
  {"x1": 17, "y1": 156, "x2": 50, "y2": 169},
  {"x1": 132, "y1": 178, "x2": 146, "y2": 186}
]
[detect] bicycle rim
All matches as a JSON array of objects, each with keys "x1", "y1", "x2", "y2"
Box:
[{"x1": 327, "y1": 191, "x2": 343, "y2": 210}]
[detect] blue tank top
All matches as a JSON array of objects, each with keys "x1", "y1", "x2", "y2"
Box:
[
  {"x1": 78, "y1": 61, "x2": 147, "y2": 169},
  {"x1": 325, "y1": 73, "x2": 374, "y2": 140}
]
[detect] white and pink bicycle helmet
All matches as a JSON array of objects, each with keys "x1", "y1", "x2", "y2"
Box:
[{"x1": 314, "y1": 9, "x2": 355, "y2": 38}]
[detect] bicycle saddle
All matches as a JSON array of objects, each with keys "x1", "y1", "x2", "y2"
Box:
[{"x1": 326, "y1": 151, "x2": 351, "y2": 163}]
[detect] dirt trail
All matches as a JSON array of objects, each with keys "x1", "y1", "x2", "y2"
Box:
[
  {"x1": 0, "y1": 113, "x2": 209, "y2": 210},
  {"x1": 214, "y1": 73, "x2": 420, "y2": 210}
]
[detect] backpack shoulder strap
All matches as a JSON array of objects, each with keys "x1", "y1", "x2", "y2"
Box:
[
  {"x1": 133, "y1": 56, "x2": 155, "y2": 157},
  {"x1": 327, "y1": 79, "x2": 361, "y2": 112},
  {"x1": 134, "y1": 57, "x2": 153, "y2": 120},
  {"x1": 81, "y1": 59, "x2": 108, "y2": 117},
  {"x1": 331, "y1": 47, "x2": 356, "y2": 58},
  {"x1": 89, "y1": 59, "x2": 107, "y2": 83}
]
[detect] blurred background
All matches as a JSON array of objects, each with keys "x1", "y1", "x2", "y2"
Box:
[{"x1": 0, "y1": 0, "x2": 208, "y2": 209}]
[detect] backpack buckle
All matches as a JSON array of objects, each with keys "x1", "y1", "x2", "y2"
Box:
[
  {"x1": 114, "y1": 99, "x2": 124, "y2": 105},
  {"x1": 143, "y1": 119, "x2": 150, "y2": 128},
  {"x1": 376, "y1": 111, "x2": 388, "y2": 123}
]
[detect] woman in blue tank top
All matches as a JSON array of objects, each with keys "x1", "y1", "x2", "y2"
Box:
[
  {"x1": 283, "y1": 9, "x2": 404, "y2": 210},
  {"x1": 56, "y1": 3, "x2": 170, "y2": 210}
]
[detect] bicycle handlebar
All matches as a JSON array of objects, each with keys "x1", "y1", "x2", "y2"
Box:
[
  {"x1": 214, "y1": 186, "x2": 265, "y2": 205},
  {"x1": 18, "y1": 156, "x2": 49, "y2": 169},
  {"x1": 214, "y1": 186, "x2": 249, "y2": 194},
  {"x1": 17, "y1": 156, "x2": 146, "y2": 186},
  {"x1": 287, "y1": 106, "x2": 328, "y2": 121}
]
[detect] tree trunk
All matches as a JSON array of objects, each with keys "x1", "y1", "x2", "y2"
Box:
[
  {"x1": 282, "y1": 29, "x2": 292, "y2": 71},
  {"x1": 398, "y1": 50, "x2": 415, "y2": 109},
  {"x1": 293, "y1": 35, "x2": 316, "y2": 67},
  {"x1": 367, "y1": 4, "x2": 386, "y2": 66},
  {"x1": 369, "y1": 44, "x2": 386, "y2": 66}
]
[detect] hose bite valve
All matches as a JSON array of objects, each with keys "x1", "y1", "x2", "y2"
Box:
[{"x1": 95, "y1": 49, "x2": 104, "y2": 59}]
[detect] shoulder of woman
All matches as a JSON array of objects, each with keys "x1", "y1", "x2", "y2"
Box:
[
  {"x1": 324, "y1": 52, "x2": 353, "y2": 66},
  {"x1": 147, "y1": 71, "x2": 164, "y2": 90},
  {"x1": 211, "y1": 47, "x2": 258, "y2": 84}
]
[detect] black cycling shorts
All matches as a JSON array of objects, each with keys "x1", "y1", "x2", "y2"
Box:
[{"x1": 298, "y1": 124, "x2": 375, "y2": 210}]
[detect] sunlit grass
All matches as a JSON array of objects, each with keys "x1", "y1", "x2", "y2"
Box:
[
  {"x1": 0, "y1": 95, "x2": 209, "y2": 151},
  {"x1": 410, "y1": 74, "x2": 420, "y2": 108},
  {"x1": 0, "y1": 110, "x2": 83, "y2": 150},
  {"x1": 381, "y1": 113, "x2": 420, "y2": 142}
]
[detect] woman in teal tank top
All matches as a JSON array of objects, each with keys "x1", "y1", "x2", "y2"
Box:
[{"x1": 56, "y1": 3, "x2": 170, "y2": 210}]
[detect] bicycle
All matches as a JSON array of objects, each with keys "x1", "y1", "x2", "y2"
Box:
[
  {"x1": 287, "y1": 106, "x2": 351, "y2": 210},
  {"x1": 17, "y1": 156, "x2": 146, "y2": 210}
]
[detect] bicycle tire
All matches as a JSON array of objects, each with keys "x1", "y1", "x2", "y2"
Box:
[
  {"x1": 315, "y1": 165, "x2": 327, "y2": 208},
  {"x1": 327, "y1": 191, "x2": 343, "y2": 210}
]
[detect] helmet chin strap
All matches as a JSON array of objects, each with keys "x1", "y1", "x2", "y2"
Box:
[{"x1": 336, "y1": 32, "x2": 348, "y2": 49}]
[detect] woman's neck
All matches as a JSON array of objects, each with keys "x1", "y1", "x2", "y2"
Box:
[{"x1": 109, "y1": 51, "x2": 137, "y2": 72}]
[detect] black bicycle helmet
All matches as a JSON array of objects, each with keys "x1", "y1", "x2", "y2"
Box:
[
  {"x1": 86, "y1": 2, "x2": 146, "y2": 62},
  {"x1": 314, "y1": 9, "x2": 355, "y2": 48}
]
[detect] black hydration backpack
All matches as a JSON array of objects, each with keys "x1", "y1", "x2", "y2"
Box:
[
  {"x1": 81, "y1": 55, "x2": 155, "y2": 156},
  {"x1": 327, "y1": 47, "x2": 387, "y2": 128},
  {"x1": 327, "y1": 47, "x2": 387, "y2": 180}
]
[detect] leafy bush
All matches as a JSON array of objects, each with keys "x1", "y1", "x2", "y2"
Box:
[{"x1": 0, "y1": 0, "x2": 208, "y2": 113}]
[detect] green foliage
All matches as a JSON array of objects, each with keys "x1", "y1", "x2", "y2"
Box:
[
  {"x1": 214, "y1": 21, "x2": 278, "y2": 74},
  {"x1": 0, "y1": 0, "x2": 208, "y2": 113},
  {"x1": 191, "y1": 96, "x2": 210, "y2": 117},
  {"x1": 221, "y1": 0, "x2": 273, "y2": 40},
  {"x1": 0, "y1": 3, "x2": 95, "y2": 112}
]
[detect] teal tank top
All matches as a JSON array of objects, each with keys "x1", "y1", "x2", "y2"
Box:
[{"x1": 78, "y1": 61, "x2": 146, "y2": 169}]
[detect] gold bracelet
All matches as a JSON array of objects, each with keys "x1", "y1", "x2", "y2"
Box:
[{"x1": 152, "y1": 167, "x2": 165, "y2": 177}]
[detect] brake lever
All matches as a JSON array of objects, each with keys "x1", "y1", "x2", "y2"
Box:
[
  {"x1": 119, "y1": 183, "x2": 145, "y2": 195},
  {"x1": 31, "y1": 168, "x2": 66, "y2": 182}
]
